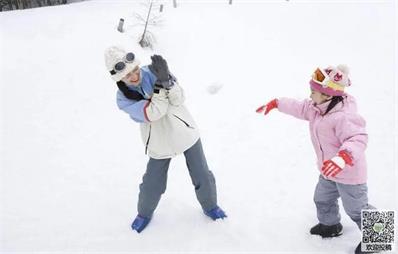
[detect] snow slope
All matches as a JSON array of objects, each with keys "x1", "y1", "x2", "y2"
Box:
[{"x1": 1, "y1": 0, "x2": 397, "y2": 253}]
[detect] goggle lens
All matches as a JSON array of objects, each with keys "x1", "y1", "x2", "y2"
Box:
[
  {"x1": 125, "y1": 52, "x2": 135, "y2": 62},
  {"x1": 114, "y1": 62, "x2": 126, "y2": 72},
  {"x1": 314, "y1": 68, "x2": 326, "y2": 83}
]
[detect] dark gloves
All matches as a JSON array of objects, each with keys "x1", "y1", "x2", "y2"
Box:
[
  {"x1": 148, "y1": 55, "x2": 169, "y2": 81},
  {"x1": 148, "y1": 55, "x2": 175, "y2": 89}
]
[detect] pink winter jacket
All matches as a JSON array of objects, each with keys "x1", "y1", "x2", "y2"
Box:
[{"x1": 278, "y1": 94, "x2": 368, "y2": 185}]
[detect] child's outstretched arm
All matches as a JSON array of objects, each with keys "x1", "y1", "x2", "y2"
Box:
[{"x1": 256, "y1": 98, "x2": 313, "y2": 121}]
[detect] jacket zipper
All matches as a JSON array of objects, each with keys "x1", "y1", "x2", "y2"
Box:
[
  {"x1": 314, "y1": 118, "x2": 324, "y2": 161},
  {"x1": 145, "y1": 125, "x2": 151, "y2": 154},
  {"x1": 173, "y1": 114, "x2": 194, "y2": 129}
]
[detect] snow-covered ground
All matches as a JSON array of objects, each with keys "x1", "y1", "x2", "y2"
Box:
[{"x1": 1, "y1": 0, "x2": 397, "y2": 253}]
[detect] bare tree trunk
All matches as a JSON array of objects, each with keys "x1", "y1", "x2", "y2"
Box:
[
  {"x1": 142, "y1": 2, "x2": 153, "y2": 36},
  {"x1": 0, "y1": 0, "x2": 10, "y2": 11},
  {"x1": 139, "y1": 1, "x2": 153, "y2": 47},
  {"x1": 172, "y1": 0, "x2": 176, "y2": 8},
  {"x1": 21, "y1": 0, "x2": 28, "y2": 9},
  {"x1": 8, "y1": 0, "x2": 14, "y2": 10},
  {"x1": 1, "y1": 0, "x2": 69, "y2": 9},
  {"x1": 229, "y1": 0, "x2": 232, "y2": 4}
]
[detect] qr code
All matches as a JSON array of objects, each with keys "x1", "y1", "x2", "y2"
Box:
[{"x1": 361, "y1": 210, "x2": 395, "y2": 252}]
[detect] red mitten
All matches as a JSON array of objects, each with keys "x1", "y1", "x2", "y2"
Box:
[
  {"x1": 256, "y1": 99, "x2": 278, "y2": 115},
  {"x1": 322, "y1": 150, "x2": 353, "y2": 178}
]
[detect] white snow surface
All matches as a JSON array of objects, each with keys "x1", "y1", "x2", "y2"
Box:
[{"x1": 1, "y1": 0, "x2": 397, "y2": 253}]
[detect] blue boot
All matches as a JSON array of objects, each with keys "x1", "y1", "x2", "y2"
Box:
[
  {"x1": 204, "y1": 206, "x2": 227, "y2": 220},
  {"x1": 131, "y1": 214, "x2": 151, "y2": 233}
]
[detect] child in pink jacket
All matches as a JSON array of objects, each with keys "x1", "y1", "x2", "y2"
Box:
[{"x1": 256, "y1": 65, "x2": 375, "y2": 254}]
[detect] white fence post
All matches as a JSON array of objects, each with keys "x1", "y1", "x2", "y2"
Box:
[{"x1": 117, "y1": 18, "x2": 124, "y2": 33}]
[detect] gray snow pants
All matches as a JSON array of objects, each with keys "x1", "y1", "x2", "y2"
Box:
[
  {"x1": 137, "y1": 139, "x2": 217, "y2": 218},
  {"x1": 314, "y1": 175, "x2": 375, "y2": 229}
]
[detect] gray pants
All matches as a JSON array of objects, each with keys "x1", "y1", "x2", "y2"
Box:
[
  {"x1": 137, "y1": 139, "x2": 217, "y2": 218},
  {"x1": 314, "y1": 175, "x2": 375, "y2": 229}
]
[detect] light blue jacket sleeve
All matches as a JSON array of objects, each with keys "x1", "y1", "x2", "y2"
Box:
[{"x1": 116, "y1": 90, "x2": 149, "y2": 123}]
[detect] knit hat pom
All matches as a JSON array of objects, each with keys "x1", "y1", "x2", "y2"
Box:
[{"x1": 337, "y1": 64, "x2": 350, "y2": 75}]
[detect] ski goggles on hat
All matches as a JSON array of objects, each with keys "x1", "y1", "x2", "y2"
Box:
[
  {"x1": 110, "y1": 52, "x2": 135, "y2": 75},
  {"x1": 312, "y1": 68, "x2": 344, "y2": 90},
  {"x1": 311, "y1": 68, "x2": 345, "y2": 95}
]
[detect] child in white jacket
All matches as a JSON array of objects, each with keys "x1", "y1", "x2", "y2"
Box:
[{"x1": 104, "y1": 46, "x2": 226, "y2": 233}]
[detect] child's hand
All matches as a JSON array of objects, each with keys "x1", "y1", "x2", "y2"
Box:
[
  {"x1": 256, "y1": 99, "x2": 278, "y2": 115},
  {"x1": 322, "y1": 150, "x2": 353, "y2": 178},
  {"x1": 148, "y1": 55, "x2": 170, "y2": 82}
]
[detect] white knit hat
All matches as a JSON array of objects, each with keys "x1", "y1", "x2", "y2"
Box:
[{"x1": 104, "y1": 46, "x2": 140, "y2": 82}]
